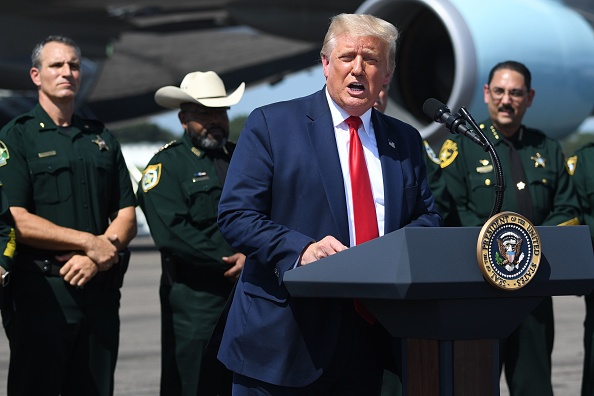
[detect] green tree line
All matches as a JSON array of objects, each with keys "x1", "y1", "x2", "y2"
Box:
[{"x1": 110, "y1": 115, "x2": 249, "y2": 144}]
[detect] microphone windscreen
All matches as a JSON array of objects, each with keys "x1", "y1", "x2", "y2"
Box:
[{"x1": 422, "y1": 98, "x2": 447, "y2": 121}]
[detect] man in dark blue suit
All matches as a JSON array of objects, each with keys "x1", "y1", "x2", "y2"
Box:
[{"x1": 216, "y1": 13, "x2": 442, "y2": 395}]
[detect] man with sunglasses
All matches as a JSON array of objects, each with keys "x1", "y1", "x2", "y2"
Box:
[
  {"x1": 440, "y1": 60, "x2": 580, "y2": 396},
  {"x1": 138, "y1": 71, "x2": 246, "y2": 396}
]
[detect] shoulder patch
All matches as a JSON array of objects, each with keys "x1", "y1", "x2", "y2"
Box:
[
  {"x1": 0, "y1": 141, "x2": 10, "y2": 167},
  {"x1": 142, "y1": 163, "x2": 162, "y2": 192},
  {"x1": 423, "y1": 141, "x2": 440, "y2": 165},
  {"x1": 566, "y1": 155, "x2": 577, "y2": 176},
  {"x1": 439, "y1": 139, "x2": 458, "y2": 168}
]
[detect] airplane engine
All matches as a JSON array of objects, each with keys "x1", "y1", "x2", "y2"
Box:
[{"x1": 356, "y1": 0, "x2": 594, "y2": 142}]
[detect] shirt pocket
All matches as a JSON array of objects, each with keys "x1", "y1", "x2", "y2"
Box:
[
  {"x1": 28, "y1": 155, "x2": 72, "y2": 204},
  {"x1": 182, "y1": 178, "x2": 221, "y2": 224},
  {"x1": 528, "y1": 169, "x2": 557, "y2": 211},
  {"x1": 92, "y1": 154, "x2": 114, "y2": 204},
  {"x1": 468, "y1": 173, "x2": 494, "y2": 218}
]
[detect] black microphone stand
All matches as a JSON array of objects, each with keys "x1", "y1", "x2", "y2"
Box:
[{"x1": 457, "y1": 107, "x2": 505, "y2": 217}]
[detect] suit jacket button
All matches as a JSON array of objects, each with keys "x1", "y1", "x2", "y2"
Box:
[{"x1": 274, "y1": 268, "x2": 279, "y2": 278}]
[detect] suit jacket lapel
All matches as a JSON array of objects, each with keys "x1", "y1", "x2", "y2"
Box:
[
  {"x1": 372, "y1": 110, "x2": 403, "y2": 233},
  {"x1": 306, "y1": 90, "x2": 350, "y2": 245}
]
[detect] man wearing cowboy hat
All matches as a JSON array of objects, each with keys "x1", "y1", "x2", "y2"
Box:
[{"x1": 137, "y1": 71, "x2": 246, "y2": 396}]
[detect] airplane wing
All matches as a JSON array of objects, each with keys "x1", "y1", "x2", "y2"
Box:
[
  {"x1": 0, "y1": 0, "x2": 319, "y2": 125},
  {"x1": 0, "y1": 0, "x2": 592, "y2": 141}
]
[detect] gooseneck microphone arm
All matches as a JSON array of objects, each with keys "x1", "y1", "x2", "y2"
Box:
[
  {"x1": 457, "y1": 107, "x2": 504, "y2": 217},
  {"x1": 422, "y1": 98, "x2": 505, "y2": 217},
  {"x1": 422, "y1": 98, "x2": 485, "y2": 147}
]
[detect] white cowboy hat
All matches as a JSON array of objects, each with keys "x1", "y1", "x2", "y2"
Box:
[{"x1": 154, "y1": 71, "x2": 245, "y2": 109}]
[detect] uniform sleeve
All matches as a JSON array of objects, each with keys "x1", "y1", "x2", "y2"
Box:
[
  {"x1": 0, "y1": 123, "x2": 34, "y2": 209},
  {"x1": 424, "y1": 146, "x2": 458, "y2": 226},
  {"x1": 110, "y1": 137, "x2": 138, "y2": 212},
  {"x1": 440, "y1": 137, "x2": 486, "y2": 227},
  {"x1": 571, "y1": 147, "x2": 594, "y2": 239},
  {"x1": 138, "y1": 155, "x2": 234, "y2": 269},
  {"x1": 539, "y1": 141, "x2": 580, "y2": 227},
  {"x1": 0, "y1": 186, "x2": 15, "y2": 270}
]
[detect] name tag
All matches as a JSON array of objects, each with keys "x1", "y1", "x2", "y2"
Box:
[
  {"x1": 476, "y1": 165, "x2": 493, "y2": 173},
  {"x1": 193, "y1": 171, "x2": 208, "y2": 182},
  {"x1": 38, "y1": 150, "x2": 57, "y2": 158}
]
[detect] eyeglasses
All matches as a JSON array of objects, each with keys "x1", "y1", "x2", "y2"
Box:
[{"x1": 488, "y1": 87, "x2": 526, "y2": 101}]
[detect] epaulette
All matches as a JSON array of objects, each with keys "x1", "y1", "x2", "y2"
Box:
[
  {"x1": 576, "y1": 141, "x2": 594, "y2": 152},
  {"x1": 12, "y1": 114, "x2": 34, "y2": 125},
  {"x1": 158, "y1": 140, "x2": 178, "y2": 152},
  {"x1": 3, "y1": 114, "x2": 34, "y2": 130}
]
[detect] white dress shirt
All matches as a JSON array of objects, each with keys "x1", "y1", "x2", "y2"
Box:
[{"x1": 325, "y1": 89, "x2": 385, "y2": 247}]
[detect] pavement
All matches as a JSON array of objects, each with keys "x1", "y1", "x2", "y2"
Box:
[{"x1": 0, "y1": 236, "x2": 588, "y2": 395}]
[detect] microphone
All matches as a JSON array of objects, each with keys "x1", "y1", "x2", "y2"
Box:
[{"x1": 422, "y1": 98, "x2": 483, "y2": 146}]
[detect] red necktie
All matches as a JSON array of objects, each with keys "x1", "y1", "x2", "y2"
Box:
[{"x1": 346, "y1": 116, "x2": 378, "y2": 324}]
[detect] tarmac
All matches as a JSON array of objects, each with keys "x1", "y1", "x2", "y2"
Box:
[{"x1": 0, "y1": 236, "x2": 588, "y2": 395}]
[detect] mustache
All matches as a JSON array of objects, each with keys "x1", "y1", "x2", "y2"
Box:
[{"x1": 498, "y1": 105, "x2": 514, "y2": 113}]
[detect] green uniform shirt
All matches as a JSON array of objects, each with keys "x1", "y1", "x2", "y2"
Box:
[
  {"x1": 0, "y1": 103, "x2": 136, "y2": 253},
  {"x1": 0, "y1": 184, "x2": 15, "y2": 271},
  {"x1": 568, "y1": 143, "x2": 594, "y2": 240},
  {"x1": 424, "y1": 140, "x2": 458, "y2": 225},
  {"x1": 137, "y1": 134, "x2": 235, "y2": 272},
  {"x1": 440, "y1": 119, "x2": 579, "y2": 227}
]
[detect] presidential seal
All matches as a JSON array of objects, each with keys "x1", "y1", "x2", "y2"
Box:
[{"x1": 477, "y1": 211, "x2": 541, "y2": 290}]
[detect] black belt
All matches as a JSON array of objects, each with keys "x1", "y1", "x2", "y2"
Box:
[
  {"x1": 15, "y1": 253, "x2": 113, "y2": 286},
  {"x1": 14, "y1": 253, "x2": 66, "y2": 277},
  {"x1": 33, "y1": 258, "x2": 63, "y2": 276}
]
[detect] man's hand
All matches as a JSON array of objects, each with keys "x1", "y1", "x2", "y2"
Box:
[
  {"x1": 56, "y1": 253, "x2": 99, "y2": 287},
  {"x1": 299, "y1": 236, "x2": 348, "y2": 266},
  {"x1": 222, "y1": 253, "x2": 245, "y2": 281},
  {"x1": 84, "y1": 234, "x2": 119, "y2": 268}
]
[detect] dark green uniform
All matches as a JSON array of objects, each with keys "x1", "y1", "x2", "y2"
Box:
[
  {"x1": 137, "y1": 133, "x2": 234, "y2": 396},
  {"x1": 440, "y1": 119, "x2": 580, "y2": 396},
  {"x1": 567, "y1": 143, "x2": 594, "y2": 396},
  {"x1": 424, "y1": 140, "x2": 458, "y2": 226},
  {"x1": 0, "y1": 103, "x2": 137, "y2": 396},
  {"x1": 0, "y1": 184, "x2": 16, "y2": 308}
]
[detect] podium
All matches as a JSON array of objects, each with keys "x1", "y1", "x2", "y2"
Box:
[{"x1": 283, "y1": 226, "x2": 594, "y2": 395}]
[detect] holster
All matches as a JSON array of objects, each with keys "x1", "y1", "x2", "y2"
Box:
[
  {"x1": 0, "y1": 272, "x2": 11, "y2": 310},
  {"x1": 159, "y1": 253, "x2": 232, "y2": 293},
  {"x1": 106, "y1": 249, "x2": 131, "y2": 289},
  {"x1": 161, "y1": 253, "x2": 176, "y2": 286}
]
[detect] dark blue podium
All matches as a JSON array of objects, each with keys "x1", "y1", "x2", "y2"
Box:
[{"x1": 283, "y1": 226, "x2": 594, "y2": 395}]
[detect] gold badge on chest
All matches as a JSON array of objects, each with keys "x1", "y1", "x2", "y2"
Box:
[
  {"x1": 530, "y1": 153, "x2": 546, "y2": 168},
  {"x1": 92, "y1": 135, "x2": 110, "y2": 151}
]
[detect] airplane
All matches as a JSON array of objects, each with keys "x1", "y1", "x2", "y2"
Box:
[{"x1": 1, "y1": 0, "x2": 593, "y2": 144}]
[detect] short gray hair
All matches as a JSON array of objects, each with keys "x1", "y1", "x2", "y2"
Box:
[
  {"x1": 31, "y1": 35, "x2": 81, "y2": 68},
  {"x1": 321, "y1": 14, "x2": 399, "y2": 75}
]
